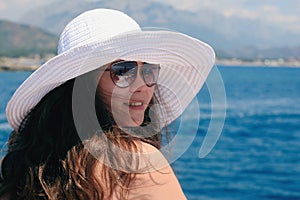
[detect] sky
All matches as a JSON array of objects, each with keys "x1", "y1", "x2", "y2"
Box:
[
  {"x1": 0, "y1": 0, "x2": 300, "y2": 34},
  {"x1": 154, "y1": 0, "x2": 300, "y2": 34}
]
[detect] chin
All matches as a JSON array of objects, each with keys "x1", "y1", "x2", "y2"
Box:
[
  {"x1": 128, "y1": 112, "x2": 145, "y2": 126},
  {"x1": 116, "y1": 116, "x2": 143, "y2": 127},
  {"x1": 128, "y1": 118, "x2": 144, "y2": 127}
]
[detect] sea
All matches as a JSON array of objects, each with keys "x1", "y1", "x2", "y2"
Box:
[{"x1": 0, "y1": 66, "x2": 299, "y2": 200}]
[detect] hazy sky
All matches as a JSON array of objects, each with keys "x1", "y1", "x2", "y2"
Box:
[
  {"x1": 0, "y1": 0, "x2": 299, "y2": 33},
  {"x1": 156, "y1": 0, "x2": 300, "y2": 33}
]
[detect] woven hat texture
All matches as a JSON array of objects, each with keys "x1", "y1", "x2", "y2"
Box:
[{"x1": 6, "y1": 8, "x2": 215, "y2": 131}]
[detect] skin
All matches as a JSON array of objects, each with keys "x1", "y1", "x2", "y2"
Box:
[
  {"x1": 96, "y1": 60, "x2": 187, "y2": 199},
  {"x1": 0, "y1": 61, "x2": 186, "y2": 200},
  {"x1": 97, "y1": 61, "x2": 155, "y2": 127},
  {"x1": 127, "y1": 142, "x2": 187, "y2": 200}
]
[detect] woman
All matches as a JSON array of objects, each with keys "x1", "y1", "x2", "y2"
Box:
[{"x1": 0, "y1": 8, "x2": 215, "y2": 199}]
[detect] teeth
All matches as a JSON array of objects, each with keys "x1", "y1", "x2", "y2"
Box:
[{"x1": 129, "y1": 102, "x2": 143, "y2": 106}]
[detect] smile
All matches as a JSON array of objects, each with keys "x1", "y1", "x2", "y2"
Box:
[
  {"x1": 129, "y1": 102, "x2": 143, "y2": 106},
  {"x1": 124, "y1": 101, "x2": 145, "y2": 110}
]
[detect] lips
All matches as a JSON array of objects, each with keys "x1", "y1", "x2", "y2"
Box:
[{"x1": 124, "y1": 100, "x2": 145, "y2": 110}]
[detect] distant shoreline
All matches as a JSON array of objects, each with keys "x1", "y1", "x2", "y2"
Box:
[
  {"x1": 216, "y1": 58, "x2": 300, "y2": 68},
  {"x1": 1, "y1": 56, "x2": 300, "y2": 71},
  {"x1": 0, "y1": 56, "x2": 52, "y2": 71}
]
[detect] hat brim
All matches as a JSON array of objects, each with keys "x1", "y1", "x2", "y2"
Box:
[{"x1": 6, "y1": 30, "x2": 215, "y2": 130}]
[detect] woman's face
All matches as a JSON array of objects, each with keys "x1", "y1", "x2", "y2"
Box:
[{"x1": 97, "y1": 60, "x2": 155, "y2": 127}]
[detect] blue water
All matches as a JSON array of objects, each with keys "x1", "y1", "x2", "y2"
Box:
[{"x1": 0, "y1": 67, "x2": 299, "y2": 199}]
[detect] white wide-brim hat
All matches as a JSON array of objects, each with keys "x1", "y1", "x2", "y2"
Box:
[{"x1": 6, "y1": 8, "x2": 215, "y2": 131}]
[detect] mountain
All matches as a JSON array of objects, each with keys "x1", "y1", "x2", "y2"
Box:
[
  {"x1": 1, "y1": 0, "x2": 299, "y2": 60},
  {"x1": 0, "y1": 20, "x2": 58, "y2": 57},
  {"x1": 20, "y1": 0, "x2": 300, "y2": 52}
]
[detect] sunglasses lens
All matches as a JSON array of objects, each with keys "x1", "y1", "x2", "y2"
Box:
[
  {"x1": 110, "y1": 61, "x2": 137, "y2": 87},
  {"x1": 110, "y1": 61, "x2": 160, "y2": 88},
  {"x1": 142, "y1": 63, "x2": 160, "y2": 87}
]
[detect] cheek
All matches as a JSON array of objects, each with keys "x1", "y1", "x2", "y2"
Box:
[
  {"x1": 97, "y1": 76, "x2": 114, "y2": 104},
  {"x1": 97, "y1": 76, "x2": 129, "y2": 107},
  {"x1": 147, "y1": 87, "x2": 155, "y2": 101}
]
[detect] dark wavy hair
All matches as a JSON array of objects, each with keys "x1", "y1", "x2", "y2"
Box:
[{"x1": 0, "y1": 69, "x2": 167, "y2": 200}]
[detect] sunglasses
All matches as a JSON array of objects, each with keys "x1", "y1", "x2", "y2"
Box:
[{"x1": 104, "y1": 61, "x2": 160, "y2": 88}]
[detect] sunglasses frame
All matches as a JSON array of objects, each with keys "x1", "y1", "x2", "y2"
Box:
[{"x1": 105, "y1": 60, "x2": 160, "y2": 88}]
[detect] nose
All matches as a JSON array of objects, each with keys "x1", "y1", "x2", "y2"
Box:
[{"x1": 129, "y1": 61, "x2": 148, "y2": 92}]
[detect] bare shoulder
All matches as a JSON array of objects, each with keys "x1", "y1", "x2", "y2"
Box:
[{"x1": 128, "y1": 142, "x2": 187, "y2": 200}]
